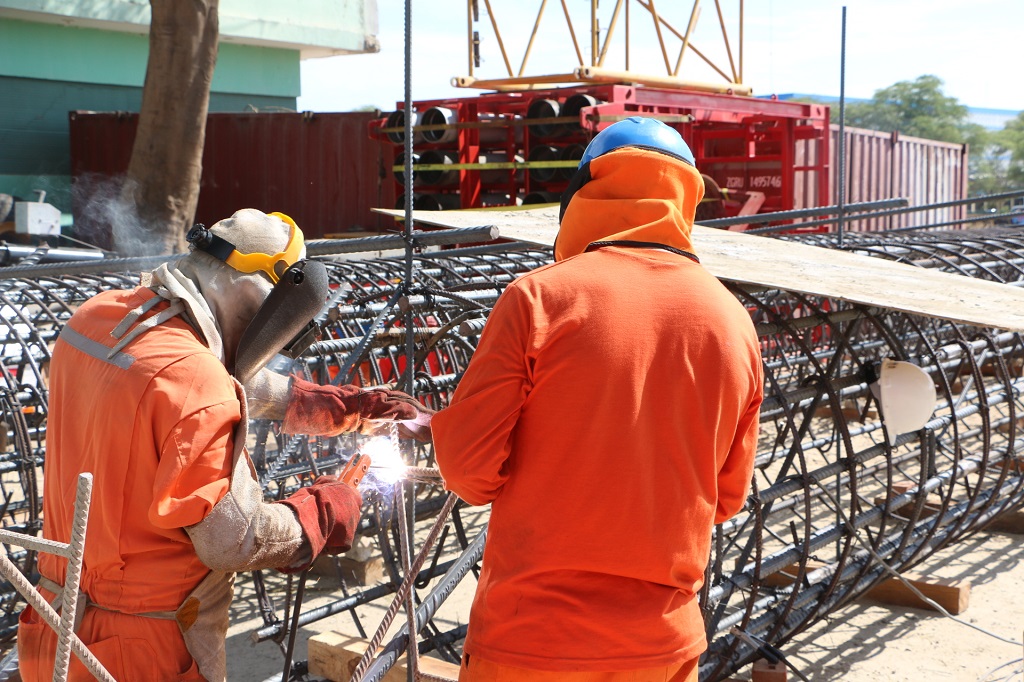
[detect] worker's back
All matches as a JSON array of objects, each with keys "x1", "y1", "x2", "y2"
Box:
[
  {"x1": 40, "y1": 286, "x2": 236, "y2": 612},
  {"x1": 443, "y1": 244, "x2": 761, "y2": 670},
  {"x1": 19, "y1": 286, "x2": 234, "y2": 681},
  {"x1": 435, "y1": 134, "x2": 763, "y2": 673}
]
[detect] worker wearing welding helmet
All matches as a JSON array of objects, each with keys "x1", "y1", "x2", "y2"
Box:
[
  {"x1": 17, "y1": 209, "x2": 432, "y2": 682},
  {"x1": 433, "y1": 117, "x2": 763, "y2": 681}
]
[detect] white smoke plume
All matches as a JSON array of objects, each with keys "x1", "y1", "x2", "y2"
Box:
[{"x1": 71, "y1": 174, "x2": 154, "y2": 256}]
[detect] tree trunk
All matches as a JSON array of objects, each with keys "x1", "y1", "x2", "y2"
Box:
[{"x1": 117, "y1": 0, "x2": 219, "y2": 256}]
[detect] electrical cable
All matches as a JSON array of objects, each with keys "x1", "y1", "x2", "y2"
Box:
[
  {"x1": 814, "y1": 481, "x2": 1024, "y2": 648},
  {"x1": 977, "y1": 656, "x2": 1023, "y2": 682},
  {"x1": 729, "y1": 627, "x2": 811, "y2": 682}
]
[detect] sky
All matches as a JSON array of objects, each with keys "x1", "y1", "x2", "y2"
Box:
[{"x1": 296, "y1": 0, "x2": 1024, "y2": 117}]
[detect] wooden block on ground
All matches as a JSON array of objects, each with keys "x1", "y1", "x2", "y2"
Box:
[
  {"x1": 982, "y1": 508, "x2": 1024, "y2": 534},
  {"x1": 866, "y1": 573, "x2": 970, "y2": 615},
  {"x1": 310, "y1": 554, "x2": 384, "y2": 586},
  {"x1": 308, "y1": 632, "x2": 460, "y2": 682},
  {"x1": 752, "y1": 658, "x2": 787, "y2": 682}
]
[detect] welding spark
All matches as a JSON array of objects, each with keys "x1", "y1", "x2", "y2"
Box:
[{"x1": 360, "y1": 434, "x2": 404, "y2": 487}]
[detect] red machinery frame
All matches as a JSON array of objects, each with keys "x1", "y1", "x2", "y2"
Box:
[{"x1": 371, "y1": 84, "x2": 830, "y2": 226}]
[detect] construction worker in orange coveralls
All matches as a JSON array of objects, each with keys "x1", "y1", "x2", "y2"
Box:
[
  {"x1": 432, "y1": 117, "x2": 764, "y2": 682},
  {"x1": 17, "y1": 209, "x2": 432, "y2": 681}
]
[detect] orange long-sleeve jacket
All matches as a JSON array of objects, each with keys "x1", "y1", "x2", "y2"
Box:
[
  {"x1": 19, "y1": 287, "x2": 238, "y2": 681},
  {"x1": 433, "y1": 147, "x2": 763, "y2": 672}
]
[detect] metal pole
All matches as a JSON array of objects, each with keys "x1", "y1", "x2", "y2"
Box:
[
  {"x1": 700, "y1": 197, "x2": 908, "y2": 229},
  {"x1": 837, "y1": 6, "x2": 847, "y2": 247},
  {"x1": 401, "y1": 6, "x2": 417, "y2": 681},
  {"x1": 746, "y1": 189, "x2": 1024, "y2": 234}
]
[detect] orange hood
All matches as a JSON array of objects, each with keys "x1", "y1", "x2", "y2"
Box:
[{"x1": 555, "y1": 147, "x2": 705, "y2": 262}]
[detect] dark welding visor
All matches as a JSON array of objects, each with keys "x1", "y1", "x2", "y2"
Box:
[{"x1": 233, "y1": 259, "x2": 329, "y2": 385}]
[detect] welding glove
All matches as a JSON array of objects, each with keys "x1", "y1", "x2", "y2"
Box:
[
  {"x1": 282, "y1": 376, "x2": 425, "y2": 436},
  {"x1": 394, "y1": 405, "x2": 435, "y2": 443},
  {"x1": 275, "y1": 476, "x2": 363, "y2": 563}
]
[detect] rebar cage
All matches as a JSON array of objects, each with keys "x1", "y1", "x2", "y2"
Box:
[{"x1": 0, "y1": 223, "x2": 1023, "y2": 680}]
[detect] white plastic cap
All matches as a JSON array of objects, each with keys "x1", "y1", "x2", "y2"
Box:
[{"x1": 872, "y1": 359, "x2": 937, "y2": 446}]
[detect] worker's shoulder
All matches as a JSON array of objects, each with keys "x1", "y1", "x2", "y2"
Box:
[
  {"x1": 73, "y1": 286, "x2": 145, "y2": 315},
  {"x1": 508, "y1": 259, "x2": 562, "y2": 285},
  {"x1": 68, "y1": 287, "x2": 220, "y2": 370}
]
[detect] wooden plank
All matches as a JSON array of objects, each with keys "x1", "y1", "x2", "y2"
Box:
[
  {"x1": 762, "y1": 561, "x2": 969, "y2": 614},
  {"x1": 866, "y1": 573, "x2": 970, "y2": 615},
  {"x1": 375, "y1": 206, "x2": 1024, "y2": 332},
  {"x1": 308, "y1": 632, "x2": 460, "y2": 682}
]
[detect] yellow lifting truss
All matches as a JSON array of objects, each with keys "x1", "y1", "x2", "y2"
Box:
[{"x1": 454, "y1": 0, "x2": 750, "y2": 95}]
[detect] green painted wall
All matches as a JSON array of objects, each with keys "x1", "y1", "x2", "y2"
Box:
[
  {"x1": 0, "y1": 16, "x2": 301, "y2": 213},
  {"x1": 0, "y1": 18, "x2": 300, "y2": 96},
  {"x1": 0, "y1": 77, "x2": 293, "y2": 212}
]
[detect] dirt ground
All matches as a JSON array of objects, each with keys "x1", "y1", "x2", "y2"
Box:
[{"x1": 224, "y1": 523, "x2": 1024, "y2": 682}]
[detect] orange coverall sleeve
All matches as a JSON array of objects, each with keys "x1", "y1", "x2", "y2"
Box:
[
  {"x1": 714, "y1": 364, "x2": 764, "y2": 525},
  {"x1": 433, "y1": 285, "x2": 536, "y2": 506},
  {"x1": 148, "y1": 355, "x2": 240, "y2": 530}
]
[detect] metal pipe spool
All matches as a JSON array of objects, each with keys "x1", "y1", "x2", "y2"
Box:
[
  {"x1": 383, "y1": 109, "x2": 423, "y2": 145},
  {"x1": 525, "y1": 98, "x2": 564, "y2": 139},
  {"x1": 3, "y1": 218, "x2": 1024, "y2": 679}
]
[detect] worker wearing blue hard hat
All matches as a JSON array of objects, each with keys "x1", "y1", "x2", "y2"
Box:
[{"x1": 434, "y1": 116, "x2": 763, "y2": 681}]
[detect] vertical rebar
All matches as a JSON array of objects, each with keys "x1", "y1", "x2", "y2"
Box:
[
  {"x1": 52, "y1": 473, "x2": 92, "y2": 682},
  {"x1": 396, "y1": 482, "x2": 418, "y2": 681},
  {"x1": 348, "y1": 493, "x2": 459, "y2": 682},
  {"x1": 625, "y1": 0, "x2": 630, "y2": 70},
  {"x1": 403, "y1": 0, "x2": 416, "y2": 402},
  {"x1": 837, "y1": 6, "x2": 848, "y2": 247},
  {"x1": 402, "y1": 4, "x2": 417, "y2": 681}
]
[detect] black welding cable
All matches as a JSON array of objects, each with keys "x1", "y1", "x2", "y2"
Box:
[{"x1": 729, "y1": 627, "x2": 811, "y2": 682}]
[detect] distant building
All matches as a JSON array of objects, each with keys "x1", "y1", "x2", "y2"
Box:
[
  {"x1": 0, "y1": 0, "x2": 379, "y2": 213},
  {"x1": 767, "y1": 93, "x2": 1019, "y2": 131}
]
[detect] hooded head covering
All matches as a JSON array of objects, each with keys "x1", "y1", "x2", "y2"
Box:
[
  {"x1": 147, "y1": 209, "x2": 305, "y2": 367},
  {"x1": 556, "y1": 117, "x2": 705, "y2": 262}
]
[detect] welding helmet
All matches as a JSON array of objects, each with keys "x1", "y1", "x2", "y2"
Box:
[
  {"x1": 560, "y1": 116, "x2": 696, "y2": 223},
  {"x1": 186, "y1": 210, "x2": 329, "y2": 384}
]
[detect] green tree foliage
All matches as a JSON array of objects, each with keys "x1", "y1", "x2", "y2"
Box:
[
  {"x1": 965, "y1": 123, "x2": 1009, "y2": 198},
  {"x1": 826, "y1": 75, "x2": 1024, "y2": 200},
  {"x1": 999, "y1": 112, "x2": 1024, "y2": 189},
  {"x1": 840, "y1": 75, "x2": 969, "y2": 143}
]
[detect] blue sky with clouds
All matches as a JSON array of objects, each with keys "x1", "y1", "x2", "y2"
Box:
[{"x1": 297, "y1": 0, "x2": 1024, "y2": 115}]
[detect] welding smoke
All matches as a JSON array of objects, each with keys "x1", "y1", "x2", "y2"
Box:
[{"x1": 72, "y1": 174, "x2": 153, "y2": 256}]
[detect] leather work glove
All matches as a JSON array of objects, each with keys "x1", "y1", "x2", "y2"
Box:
[
  {"x1": 283, "y1": 376, "x2": 427, "y2": 437},
  {"x1": 275, "y1": 476, "x2": 363, "y2": 561},
  {"x1": 395, "y1": 405, "x2": 435, "y2": 443}
]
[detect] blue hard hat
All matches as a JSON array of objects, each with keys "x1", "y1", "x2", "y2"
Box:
[{"x1": 579, "y1": 116, "x2": 695, "y2": 167}]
